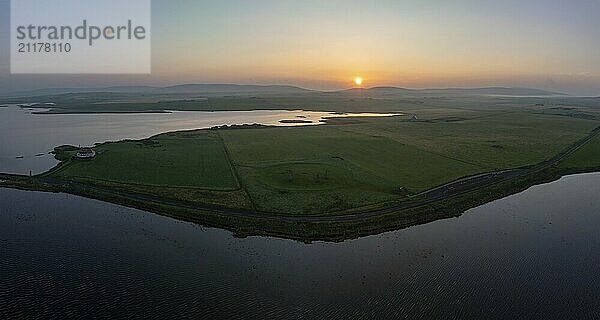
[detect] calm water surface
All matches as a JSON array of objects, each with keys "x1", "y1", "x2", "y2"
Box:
[
  {"x1": 1, "y1": 173, "x2": 599, "y2": 319},
  {"x1": 0, "y1": 105, "x2": 396, "y2": 175}
]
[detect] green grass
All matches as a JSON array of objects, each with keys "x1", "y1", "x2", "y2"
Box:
[
  {"x1": 46, "y1": 105, "x2": 600, "y2": 215},
  {"x1": 219, "y1": 126, "x2": 485, "y2": 213},
  {"x1": 339, "y1": 111, "x2": 599, "y2": 170},
  {"x1": 51, "y1": 130, "x2": 238, "y2": 190},
  {"x1": 560, "y1": 136, "x2": 600, "y2": 169},
  {"x1": 221, "y1": 126, "x2": 484, "y2": 190}
]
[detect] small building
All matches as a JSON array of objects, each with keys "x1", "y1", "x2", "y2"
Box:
[{"x1": 76, "y1": 148, "x2": 96, "y2": 159}]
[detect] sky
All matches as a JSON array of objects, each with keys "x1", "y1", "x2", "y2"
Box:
[{"x1": 1, "y1": 0, "x2": 600, "y2": 95}]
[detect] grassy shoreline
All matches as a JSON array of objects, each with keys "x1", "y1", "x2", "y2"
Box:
[
  {"x1": 1, "y1": 107, "x2": 598, "y2": 242},
  {"x1": 1, "y1": 165, "x2": 598, "y2": 242}
]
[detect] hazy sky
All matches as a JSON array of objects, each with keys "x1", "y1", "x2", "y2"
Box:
[{"x1": 1, "y1": 0, "x2": 600, "y2": 94}]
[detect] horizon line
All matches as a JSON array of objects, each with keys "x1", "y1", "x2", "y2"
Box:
[{"x1": 0, "y1": 82, "x2": 572, "y2": 96}]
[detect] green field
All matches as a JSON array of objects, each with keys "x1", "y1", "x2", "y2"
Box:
[
  {"x1": 560, "y1": 135, "x2": 600, "y2": 169},
  {"x1": 220, "y1": 126, "x2": 482, "y2": 213},
  {"x1": 51, "y1": 130, "x2": 238, "y2": 190},
  {"x1": 337, "y1": 111, "x2": 599, "y2": 170},
  {"x1": 45, "y1": 104, "x2": 600, "y2": 215}
]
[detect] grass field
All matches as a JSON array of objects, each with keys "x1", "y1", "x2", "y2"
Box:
[
  {"x1": 45, "y1": 103, "x2": 600, "y2": 215},
  {"x1": 337, "y1": 111, "x2": 599, "y2": 170},
  {"x1": 51, "y1": 130, "x2": 238, "y2": 190},
  {"x1": 219, "y1": 126, "x2": 483, "y2": 213},
  {"x1": 560, "y1": 135, "x2": 600, "y2": 169}
]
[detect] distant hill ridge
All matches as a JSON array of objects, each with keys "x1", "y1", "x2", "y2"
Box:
[
  {"x1": 1, "y1": 84, "x2": 565, "y2": 97},
  {"x1": 340, "y1": 86, "x2": 566, "y2": 96}
]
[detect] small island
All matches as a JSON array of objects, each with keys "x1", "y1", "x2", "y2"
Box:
[{"x1": 279, "y1": 119, "x2": 314, "y2": 124}]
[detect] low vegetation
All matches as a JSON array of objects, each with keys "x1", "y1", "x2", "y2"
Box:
[
  {"x1": 50, "y1": 130, "x2": 239, "y2": 190},
  {"x1": 560, "y1": 136, "x2": 600, "y2": 170},
  {"x1": 2, "y1": 90, "x2": 599, "y2": 240},
  {"x1": 41, "y1": 106, "x2": 599, "y2": 217}
]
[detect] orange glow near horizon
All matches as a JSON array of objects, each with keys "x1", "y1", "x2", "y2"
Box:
[{"x1": 3, "y1": 1, "x2": 595, "y2": 95}]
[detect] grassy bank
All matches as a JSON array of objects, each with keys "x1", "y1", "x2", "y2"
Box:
[
  {"x1": 560, "y1": 135, "x2": 600, "y2": 169},
  {"x1": 2, "y1": 165, "x2": 597, "y2": 242}
]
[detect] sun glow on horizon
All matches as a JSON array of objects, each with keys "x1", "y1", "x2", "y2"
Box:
[{"x1": 354, "y1": 77, "x2": 363, "y2": 86}]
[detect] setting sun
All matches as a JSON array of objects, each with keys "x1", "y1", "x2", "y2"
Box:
[{"x1": 354, "y1": 77, "x2": 363, "y2": 86}]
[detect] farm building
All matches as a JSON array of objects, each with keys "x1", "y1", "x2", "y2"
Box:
[{"x1": 76, "y1": 148, "x2": 96, "y2": 159}]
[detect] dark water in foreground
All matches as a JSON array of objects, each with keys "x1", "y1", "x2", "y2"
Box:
[{"x1": 1, "y1": 173, "x2": 599, "y2": 319}]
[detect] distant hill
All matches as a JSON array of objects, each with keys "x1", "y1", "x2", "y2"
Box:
[
  {"x1": 338, "y1": 86, "x2": 566, "y2": 96},
  {"x1": 1, "y1": 84, "x2": 313, "y2": 98},
  {"x1": 419, "y1": 87, "x2": 566, "y2": 96},
  {"x1": 2, "y1": 84, "x2": 564, "y2": 98},
  {"x1": 153, "y1": 84, "x2": 313, "y2": 94},
  {"x1": 0, "y1": 86, "x2": 158, "y2": 97}
]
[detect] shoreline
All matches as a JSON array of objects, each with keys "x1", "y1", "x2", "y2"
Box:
[
  {"x1": 1, "y1": 122, "x2": 597, "y2": 242},
  {"x1": 1, "y1": 164, "x2": 597, "y2": 243}
]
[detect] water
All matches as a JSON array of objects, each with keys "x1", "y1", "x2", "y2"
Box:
[
  {"x1": 1, "y1": 173, "x2": 599, "y2": 319},
  {"x1": 0, "y1": 105, "x2": 397, "y2": 175}
]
